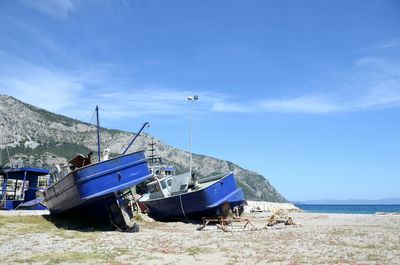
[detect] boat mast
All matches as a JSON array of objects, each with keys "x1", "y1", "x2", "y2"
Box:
[{"x1": 96, "y1": 105, "x2": 101, "y2": 162}]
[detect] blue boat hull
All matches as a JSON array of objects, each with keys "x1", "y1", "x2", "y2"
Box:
[
  {"x1": 51, "y1": 193, "x2": 138, "y2": 230},
  {"x1": 141, "y1": 172, "x2": 245, "y2": 220},
  {"x1": 12, "y1": 198, "x2": 47, "y2": 210},
  {"x1": 43, "y1": 151, "x2": 151, "y2": 217},
  {"x1": 1, "y1": 200, "x2": 46, "y2": 210}
]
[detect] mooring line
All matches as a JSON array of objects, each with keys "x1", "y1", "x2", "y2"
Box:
[{"x1": 179, "y1": 195, "x2": 189, "y2": 222}]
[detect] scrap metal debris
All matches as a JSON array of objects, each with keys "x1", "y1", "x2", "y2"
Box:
[
  {"x1": 197, "y1": 216, "x2": 256, "y2": 232},
  {"x1": 197, "y1": 207, "x2": 300, "y2": 232},
  {"x1": 266, "y1": 208, "x2": 298, "y2": 226}
]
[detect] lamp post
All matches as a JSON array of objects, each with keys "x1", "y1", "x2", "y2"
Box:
[{"x1": 187, "y1": 95, "x2": 199, "y2": 178}]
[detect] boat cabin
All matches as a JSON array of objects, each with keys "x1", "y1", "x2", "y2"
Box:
[
  {"x1": 149, "y1": 166, "x2": 176, "y2": 178},
  {"x1": 0, "y1": 167, "x2": 49, "y2": 210},
  {"x1": 145, "y1": 172, "x2": 193, "y2": 200}
]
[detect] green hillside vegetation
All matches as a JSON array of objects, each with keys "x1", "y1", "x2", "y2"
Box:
[{"x1": 1, "y1": 142, "x2": 91, "y2": 167}]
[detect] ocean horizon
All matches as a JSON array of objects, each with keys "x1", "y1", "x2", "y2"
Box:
[{"x1": 295, "y1": 204, "x2": 400, "y2": 214}]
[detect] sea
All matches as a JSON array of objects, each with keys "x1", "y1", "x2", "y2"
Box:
[{"x1": 295, "y1": 204, "x2": 400, "y2": 214}]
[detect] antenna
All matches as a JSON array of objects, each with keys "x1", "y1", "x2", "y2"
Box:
[{"x1": 147, "y1": 139, "x2": 160, "y2": 166}]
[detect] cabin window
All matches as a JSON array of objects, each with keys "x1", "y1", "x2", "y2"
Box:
[
  {"x1": 148, "y1": 184, "x2": 159, "y2": 193},
  {"x1": 50, "y1": 173, "x2": 58, "y2": 184},
  {"x1": 3, "y1": 179, "x2": 29, "y2": 200},
  {"x1": 38, "y1": 175, "x2": 50, "y2": 188},
  {"x1": 0, "y1": 176, "x2": 4, "y2": 196},
  {"x1": 160, "y1": 180, "x2": 167, "y2": 189},
  {"x1": 6, "y1": 179, "x2": 15, "y2": 199},
  {"x1": 167, "y1": 178, "x2": 172, "y2": 186}
]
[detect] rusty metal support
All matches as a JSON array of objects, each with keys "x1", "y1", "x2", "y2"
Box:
[{"x1": 197, "y1": 216, "x2": 256, "y2": 232}]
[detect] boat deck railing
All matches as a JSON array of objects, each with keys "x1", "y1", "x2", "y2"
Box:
[{"x1": 197, "y1": 172, "x2": 229, "y2": 184}]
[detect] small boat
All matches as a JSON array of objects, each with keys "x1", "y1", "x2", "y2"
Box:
[
  {"x1": 0, "y1": 167, "x2": 49, "y2": 210},
  {"x1": 42, "y1": 107, "x2": 152, "y2": 230},
  {"x1": 139, "y1": 171, "x2": 246, "y2": 221},
  {"x1": 43, "y1": 150, "x2": 150, "y2": 212}
]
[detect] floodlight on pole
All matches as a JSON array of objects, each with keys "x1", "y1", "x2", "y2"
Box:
[{"x1": 188, "y1": 95, "x2": 199, "y2": 178}]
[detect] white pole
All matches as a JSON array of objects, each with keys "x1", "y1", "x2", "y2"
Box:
[
  {"x1": 189, "y1": 100, "x2": 193, "y2": 177},
  {"x1": 188, "y1": 95, "x2": 198, "y2": 177}
]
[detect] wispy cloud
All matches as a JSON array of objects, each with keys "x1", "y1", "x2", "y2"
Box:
[
  {"x1": 0, "y1": 52, "x2": 216, "y2": 123},
  {"x1": 82, "y1": 89, "x2": 199, "y2": 119},
  {"x1": 0, "y1": 53, "x2": 85, "y2": 111},
  {"x1": 212, "y1": 56, "x2": 400, "y2": 114},
  {"x1": 1, "y1": 49, "x2": 400, "y2": 120},
  {"x1": 19, "y1": 0, "x2": 77, "y2": 18},
  {"x1": 354, "y1": 39, "x2": 400, "y2": 54},
  {"x1": 380, "y1": 40, "x2": 400, "y2": 49},
  {"x1": 353, "y1": 57, "x2": 400, "y2": 109},
  {"x1": 212, "y1": 95, "x2": 341, "y2": 114},
  {"x1": 260, "y1": 96, "x2": 341, "y2": 113}
]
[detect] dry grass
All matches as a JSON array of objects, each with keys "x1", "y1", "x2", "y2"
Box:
[
  {"x1": 14, "y1": 251, "x2": 106, "y2": 264},
  {"x1": 0, "y1": 215, "x2": 56, "y2": 233},
  {"x1": 1, "y1": 213, "x2": 399, "y2": 264},
  {"x1": 185, "y1": 246, "x2": 210, "y2": 256}
]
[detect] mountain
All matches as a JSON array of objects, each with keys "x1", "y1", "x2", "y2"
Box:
[
  {"x1": 296, "y1": 198, "x2": 400, "y2": 205},
  {"x1": 0, "y1": 94, "x2": 287, "y2": 202}
]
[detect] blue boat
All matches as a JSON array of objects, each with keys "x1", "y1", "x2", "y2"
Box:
[
  {"x1": 43, "y1": 150, "x2": 151, "y2": 212},
  {"x1": 0, "y1": 167, "x2": 49, "y2": 210},
  {"x1": 42, "y1": 107, "x2": 152, "y2": 230},
  {"x1": 139, "y1": 171, "x2": 246, "y2": 221}
]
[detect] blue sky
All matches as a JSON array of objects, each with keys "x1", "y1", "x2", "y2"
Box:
[{"x1": 0, "y1": 0, "x2": 399, "y2": 201}]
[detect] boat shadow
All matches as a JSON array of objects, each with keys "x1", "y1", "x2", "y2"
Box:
[
  {"x1": 147, "y1": 214, "x2": 202, "y2": 225},
  {"x1": 42, "y1": 215, "x2": 128, "y2": 232}
]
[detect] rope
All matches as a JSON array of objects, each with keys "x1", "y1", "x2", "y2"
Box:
[
  {"x1": 0, "y1": 193, "x2": 5, "y2": 208},
  {"x1": 89, "y1": 108, "x2": 96, "y2": 124},
  {"x1": 75, "y1": 108, "x2": 96, "y2": 148},
  {"x1": 179, "y1": 195, "x2": 189, "y2": 222},
  {"x1": 0, "y1": 125, "x2": 12, "y2": 165},
  {"x1": 98, "y1": 107, "x2": 136, "y2": 155},
  {"x1": 98, "y1": 107, "x2": 129, "y2": 120},
  {"x1": 5, "y1": 146, "x2": 11, "y2": 165}
]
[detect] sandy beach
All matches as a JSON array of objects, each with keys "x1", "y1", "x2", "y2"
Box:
[{"x1": 0, "y1": 211, "x2": 399, "y2": 264}]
